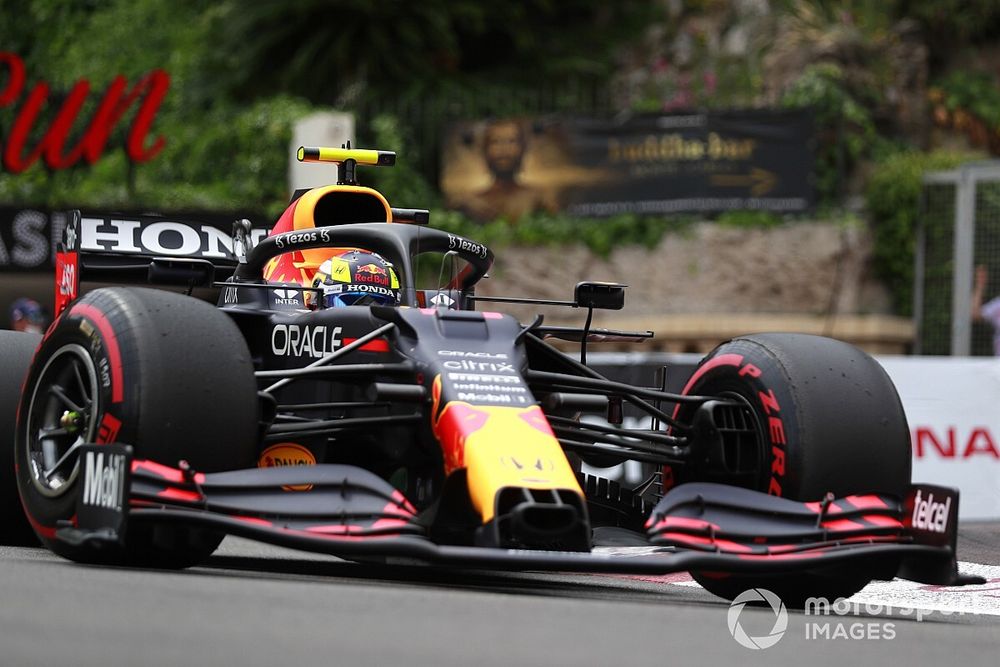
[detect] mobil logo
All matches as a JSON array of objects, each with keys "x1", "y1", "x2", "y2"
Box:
[{"x1": 82, "y1": 449, "x2": 126, "y2": 510}]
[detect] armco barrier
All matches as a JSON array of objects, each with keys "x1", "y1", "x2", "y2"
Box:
[{"x1": 587, "y1": 352, "x2": 1000, "y2": 520}]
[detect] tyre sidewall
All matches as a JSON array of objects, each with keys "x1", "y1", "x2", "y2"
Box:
[
  {"x1": 16, "y1": 300, "x2": 134, "y2": 557},
  {"x1": 16, "y1": 288, "x2": 258, "y2": 564},
  {"x1": 676, "y1": 341, "x2": 804, "y2": 498},
  {"x1": 677, "y1": 335, "x2": 910, "y2": 500},
  {"x1": 0, "y1": 331, "x2": 42, "y2": 544},
  {"x1": 678, "y1": 334, "x2": 911, "y2": 603}
]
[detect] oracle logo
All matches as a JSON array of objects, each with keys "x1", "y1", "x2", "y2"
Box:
[{"x1": 0, "y1": 51, "x2": 169, "y2": 173}]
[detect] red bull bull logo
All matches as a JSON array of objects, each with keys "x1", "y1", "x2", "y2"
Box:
[
  {"x1": 434, "y1": 402, "x2": 491, "y2": 473},
  {"x1": 429, "y1": 376, "x2": 583, "y2": 522}
]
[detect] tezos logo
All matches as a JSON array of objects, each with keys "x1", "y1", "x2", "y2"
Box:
[
  {"x1": 446, "y1": 233, "x2": 488, "y2": 259},
  {"x1": 727, "y1": 588, "x2": 788, "y2": 650},
  {"x1": 273, "y1": 228, "x2": 331, "y2": 250}
]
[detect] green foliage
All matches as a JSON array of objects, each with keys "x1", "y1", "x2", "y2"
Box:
[
  {"x1": 363, "y1": 114, "x2": 439, "y2": 209},
  {"x1": 716, "y1": 210, "x2": 783, "y2": 228},
  {"x1": 900, "y1": 0, "x2": 1000, "y2": 56},
  {"x1": 210, "y1": 0, "x2": 659, "y2": 105},
  {"x1": 0, "y1": 0, "x2": 318, "y2": 218},
  {"x1": 866, "y1": 149, "x2": 977, "y2": 315},
  {"x1": 152, "y1": 96, "x2": 317, "y2": 217},
  {"x1": 782, "y1": 63, "x2": 877, "y2": 204},
  {"x1": 0, "y1": 89, "x2": 317, "y2": 218},
  {"x1": 935, "y1": 71, "x2": 1000, "y2": 131},
  {"x1": 429, "y1": 209, "x2": 686, "y2": 258}
]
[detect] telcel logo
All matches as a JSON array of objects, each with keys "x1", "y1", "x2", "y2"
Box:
[{"x1": 911, "y1": 490, "x2": 952, "y2": 534}]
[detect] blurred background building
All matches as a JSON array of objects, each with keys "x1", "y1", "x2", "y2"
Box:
[{"x1": 3, "y1": 0, "x2": 1000, "y2": 355}]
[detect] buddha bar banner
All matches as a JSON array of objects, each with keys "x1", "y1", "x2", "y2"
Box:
[{"x1": 441, "y1": 109, "x2": 814, "y2": 221}]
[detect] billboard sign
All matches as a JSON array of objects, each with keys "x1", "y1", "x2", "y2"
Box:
[{"x1": 442, "y1": 110, "x2": 814, "y2": 221}]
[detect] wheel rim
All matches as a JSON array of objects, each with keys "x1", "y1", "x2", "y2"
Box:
[{"x1": 24, "y1": 344, "x2": 100, "y2": 498}]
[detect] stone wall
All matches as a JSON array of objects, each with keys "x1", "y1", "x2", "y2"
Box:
[{"x1": 474, "y1": 221, "x2": 913, "y2": 354}]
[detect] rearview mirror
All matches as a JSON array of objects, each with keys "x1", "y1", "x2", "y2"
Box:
[{"x1": 574, "y1": 281, "x2": 626, "y2": 310}]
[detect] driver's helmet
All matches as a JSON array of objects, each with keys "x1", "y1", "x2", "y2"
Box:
[{"x1": 310, "y1": 249, "x2": 401, "y2": 308}]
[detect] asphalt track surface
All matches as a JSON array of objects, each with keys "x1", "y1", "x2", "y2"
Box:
[{"x1": 1, "y1": 525, "x2": 998, "y2": 667}]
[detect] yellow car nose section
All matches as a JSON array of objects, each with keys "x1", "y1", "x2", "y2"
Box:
[{"x1": 432, "y1": 398, "x2": 583, "y2": 522}]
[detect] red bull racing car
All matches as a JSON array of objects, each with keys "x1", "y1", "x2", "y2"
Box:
[{"x1": 0, "y1": 146, "x2": 981, "y2": 604}]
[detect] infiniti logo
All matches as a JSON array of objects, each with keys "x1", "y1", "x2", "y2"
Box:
[{"x1": 727, "y1": 588, "x2": 788, "y2": 650}]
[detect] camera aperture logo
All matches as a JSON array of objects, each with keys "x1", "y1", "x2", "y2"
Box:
[
  {"x1": 725, "y1": 589, "x2": 958, "y2": 649},
  {"x1": 727, "y1": 588, "x2": 788, "y2": 650}
]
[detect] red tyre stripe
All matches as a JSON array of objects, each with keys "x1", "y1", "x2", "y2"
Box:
[{"x1": 70, "y1": 303, "x2": 123, "y2": 403}]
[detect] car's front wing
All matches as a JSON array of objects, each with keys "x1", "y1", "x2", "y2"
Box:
[{"x1": 57, "y1": 444, "x2": 982, "y2": 586}]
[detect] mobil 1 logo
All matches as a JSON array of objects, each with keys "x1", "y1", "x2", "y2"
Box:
[{"x1": 75, "y1": 444, "x2": 132, "y2": 541}]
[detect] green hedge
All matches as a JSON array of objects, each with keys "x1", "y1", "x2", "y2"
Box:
[{"x1": 866, "y1": 149, "x2": 978, "y2": 315}]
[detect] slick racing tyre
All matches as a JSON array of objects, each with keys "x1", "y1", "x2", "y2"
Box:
[
  {"x1": 0, "y1": 330, "x2": 42, "y2": 545},
  {"x1": 15, "y1": 287, "x2": 258, "y2": 567},
  {"x1": 673, "y1": 333, "x2": 910, "y2": 606}
]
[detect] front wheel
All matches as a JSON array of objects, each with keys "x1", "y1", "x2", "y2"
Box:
[
  {"x1": 674, "y1": 333, "x2": 911, "y2": 605},
  {"x1": 0, "y1": 330, "x2": 42, "y2": 545},
  {"x1": 16, "y1": 287, "x2": 259, "y2": 567}
]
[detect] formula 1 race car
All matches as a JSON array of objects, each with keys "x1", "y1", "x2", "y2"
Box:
[{"x1": 0, "y1": 146, "x2": 980, "y2": 604}]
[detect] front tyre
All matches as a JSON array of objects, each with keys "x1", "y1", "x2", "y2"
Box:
[
  {"x1": 675, "y1": 333, "x2": 910, "y2": 605},
  {"x1": 16, "y1": 287, "x2": 259, "y2": 567},
  {"x1": 0, "y1": 330, "x2": 42, "y2": 545}
]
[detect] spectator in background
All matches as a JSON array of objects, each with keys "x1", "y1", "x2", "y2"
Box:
[
  {"x1": 459, "y1": 119, "x2": 552, "y2": 222},
  {"x1": 9, "y1": 297, "x2": 48, "y2": 334},
  {"x1": 972, "y1": 265, "x2": 1000, "y2": 355}
]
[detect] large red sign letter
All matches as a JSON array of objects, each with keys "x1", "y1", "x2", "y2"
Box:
[{"x1": 0, "y1": 51, "x2": 169, "y2": 173}]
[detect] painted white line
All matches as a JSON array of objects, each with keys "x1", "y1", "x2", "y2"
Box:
[
  {"x1": 672, "y1": 561, "x2": 1000, "y2": 616},
  {"x1": 846, "y1": 562, "x2": 1000, "y2": 617},
  {"x1": 594, "y1": 548, "x2": 1000, "y2": 616}
]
